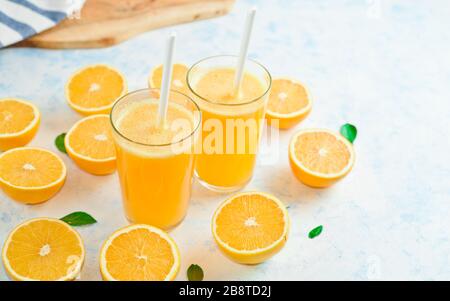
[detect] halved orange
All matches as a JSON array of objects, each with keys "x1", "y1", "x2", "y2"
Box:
[
  {"x1": 148, "y1": 63, "x2": 189, "y2": 94},
  {"x1": 266, "y1": 78, "x2": 312, "y2": 129},
  {"x1": 289, "y1": 129, "x2": 355, "y2": 188},
  {"x1": 65, "y1": 64, "x2": 127, "y2": 116},
  {"x1": 0, "y1": 147, "x2": 66, "y2": 204},
  {"x1": 100, "y1": 224, "x2": 180, "y2": 281},
  {"x1": 212, "y1": 192, "x2": 290, "y2": 265},
  {"x1": 2, "y1": 218, "x2": 85, "y2": 281},
  {"x1": 0, "y1": 98, "x2": 40, "y2": 151},
  {"x1": 65, "y1": 115, "x2": 116, "y2": 175}
]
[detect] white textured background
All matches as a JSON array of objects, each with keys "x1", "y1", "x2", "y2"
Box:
[{"x1": 0, "y1": 0, "x2": 449, "y2": 280}]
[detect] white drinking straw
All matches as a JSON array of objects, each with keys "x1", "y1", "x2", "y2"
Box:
[
  {"x1": 158, "y1": 32, "x2": 176, "y2": 126},
  {"x1": 233, "y1": 7, "x2": 257, "y2": 96}
]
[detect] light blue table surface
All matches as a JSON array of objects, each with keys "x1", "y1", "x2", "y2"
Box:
[{"x1": 0, "y1": 0, "x2": 449, "y2": 280}]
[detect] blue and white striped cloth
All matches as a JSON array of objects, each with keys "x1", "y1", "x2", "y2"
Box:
[{"x1": 0, "y1": 0, "x2": 85, "y2": 48}]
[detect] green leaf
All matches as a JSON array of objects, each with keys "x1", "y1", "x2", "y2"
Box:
[
  {"x1": 60, "y1": 211, "x2": 97, "y2": 226},
  {"x1": 308, "y1": 225, "x2": 323, "y2": 239},
  {"x1": 55, "y1": 133, "x2": 67, "y2": 154},
  {"x1": 187, "y1": 264, "x2": 204, "y2": 281},
  {"x1": 340, "y1": 123, "x2": 357, "y2": 143}
]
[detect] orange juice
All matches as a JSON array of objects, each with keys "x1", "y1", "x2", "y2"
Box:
[
  {"x1": 187, "y1": 56, "x2": 271, "y2": 192},
  {"x1": 110, "y1": 89, "x2": 200, "y2": 229}
]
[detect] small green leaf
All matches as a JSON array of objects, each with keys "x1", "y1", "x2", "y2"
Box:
[
  {"x1": 308, "y1": 225, "x2": 323, "y2": 239},
  {"x1": 60, "y1": 211, "x2": 97, "y2": 226},
  {"x1": 340, "y1": 123, "x2": 357, "y2": 143},
  {"x1": 55, "y1": 133, "x2": 67, "y2": 154},
  {"x1": 187, "y1": 264, "x2": 204, "y2": 281}
]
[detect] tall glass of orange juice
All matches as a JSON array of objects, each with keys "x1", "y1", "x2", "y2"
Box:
[
  {"x1": 187, "y1": 55, "x2": 271, "y2": 192},
  {"x1": 110, "y1": 89, "x2": 201, "y2": 229}
]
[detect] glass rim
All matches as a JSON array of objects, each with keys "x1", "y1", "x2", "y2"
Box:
[
  {"x1": 186, "y1": 54, "x2": 272, "y2": 107},
  {"x1": 110, "y1": 88, "x2": 202, "y2": 147}
]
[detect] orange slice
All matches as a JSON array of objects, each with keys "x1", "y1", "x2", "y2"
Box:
[
  {"x1": 148, "y1": 63, "x2": 189, "y2": 94},
  {"x1": 2, "y1": 218, "x2": 85, "y2": 281},
  {"x1": 212, "y1": 192, "x2": 290, "y2": 264},
  {"x1": 266, "y1": 78, "x2": 312, "y2": 129},
  {"x1": 100, "y1": 224, "x2": 180, "y2": 281},
  {"x1": 0, "y1": 98, "x2": 40, "y2": 151},
  {"x1": 65, "y1": 64, "x2": 127, "y2": 116},
  {"x1": 0, "y1": 147, "x2": 66, "y2": 204},
  {"x1": 65, "y1": 115, "x2": 116, "y2": 175},
  {"x1": 289, "y1": 129, "x2": 355, "y2": 188}
]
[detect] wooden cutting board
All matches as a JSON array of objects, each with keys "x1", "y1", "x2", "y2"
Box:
[{"x1": 18, "y1": 0, "x2": 235, "y2": 49}]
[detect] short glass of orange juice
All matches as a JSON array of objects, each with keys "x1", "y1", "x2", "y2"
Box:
[
  {"x1": 111, "y1": 88, "x2": 201, "y2": 230},
  {"x1": 187, "y1": 55, "x2": 271, "y2": 192}
]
